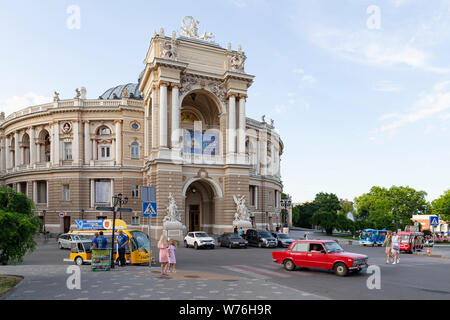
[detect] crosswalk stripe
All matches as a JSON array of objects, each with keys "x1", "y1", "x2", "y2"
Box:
[
  {"x1": 221, "y1": 265, "x2": 268, "y2": 279},
  {"x1": 232, "y1": 265, "x2": 291, "y2": 278}
]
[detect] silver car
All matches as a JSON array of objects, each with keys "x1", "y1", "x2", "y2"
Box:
[{"x1": 58, "y1": 233, "x2": 91, "y2": 249}]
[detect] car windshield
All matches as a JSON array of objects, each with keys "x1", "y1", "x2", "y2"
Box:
[
  {"x1": 400, "y1": 235, "x2": 410, "y2": 243},
  {"x1": 195, "y1": 233, "x2": 209, "y2": 238},
  {"x1": 277, "y1": 234, "x2": 290, "y2": 239},
  {"x1": 324, "y1": 242, "x2": 344, "y2": 253},
  {"x1": 129, "y1": 231, "x2": 150, "y2": 249},
  {"x1": 77, "y1": 235, "x2": 92, "y2": 241},
  {"x1": 258, "y1": 231, "x2": 272, "y2": 238}
]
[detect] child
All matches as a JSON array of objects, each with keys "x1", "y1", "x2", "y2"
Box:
[{"x1": 167, "y1": 239, "x2": 177, "y2": 273}]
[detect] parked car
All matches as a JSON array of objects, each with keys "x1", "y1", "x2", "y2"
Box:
[
  {"x1": 271, "y1": 232, "x2": 295, "y2": 248},
  {"x1": 184, "y1": 232, "x2": 215, "y2": 249},
  {"x1": 272, "y1": 240, "x2": 369, "y2": 276},
  {"x1": 245, "y1": 229, "x2": 277, "y2": 248},
  {"x1": 218, "y1": 233, "x2": 248, "y2": 248},
  {"x1": 58, "y1": 233, "x2": 91, "y2": 249}
]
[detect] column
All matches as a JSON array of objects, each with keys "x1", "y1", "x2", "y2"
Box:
[
  {"x1": 5, "y1": 136, "x2": 9, "y2": 170},
  {"x1": 171, "y1": 84, "x2": 181, "y2": 149},
  {"x1": 90, "y1": 179, "x2": 95, "y2": 208},
  {"x1": 33, "y1": 181, "x2": 37, "y2": 203},
  {"x1": 52, "y1": 122, "x2": 60, "y2": 165},
  {"x1": 29, "y1": 127, "x2": 36, "y2": 166},
  {"x1": 260, "y1": 130, "x2": 267, "y2": 176},
  {"x1": 92, "y1": 140, "x2": 97, "y2": 160},
  {"x1": 255, "y1": 186, "x2": 258, "y2": 210},
  {"x1": 238, "y1": 95, "x2": 246, "y2": 155},
  {"x1": 151, "y1": 88, "x2": 157, "y2": 150},
  {"x1": 227, "y1": 94, "x2": 236, "y2": 155},
  {"x1": 0, "y1": 138, "x2": 3, "y2": 172},
  {"x1": 73, "y1": 121, "x2": 79, "y2": 165},
  {"x1": 144, "y1": 100, "x2": 150, "y2": 157},
  {"x1": 36, "y1": 143, "x2": 41, "y2": 163},
  {"x1": 159, "y1": 83, "x2": 168, "y2": 147},
  {"x1": 110, "y1": 179, "x2": 114, "y2": 207},
  {"x1": 115, "y1": 120, "x2": 122, "y2": 165},
  {"x1": 13, "y1": 132, "x2": 19, "y2": 167},
  {"x1": 84, "y1": 121, "x2": 91, "y2": 164}
]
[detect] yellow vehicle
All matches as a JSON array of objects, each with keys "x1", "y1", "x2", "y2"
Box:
[{"x1": 63, "y1": 219, "x2": 154, "y2": 266}]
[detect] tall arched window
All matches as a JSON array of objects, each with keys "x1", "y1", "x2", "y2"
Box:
[
  {"x1": 96, "y1": 126, "x2": 112, "y2": 160},
  {"x1": 131, "y1": 142, "x2": 139, "y2": 159}
]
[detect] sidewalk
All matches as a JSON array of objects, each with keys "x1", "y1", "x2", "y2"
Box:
[{"x1": 413, "y1": 247, "x2": 450, "y2": 259}]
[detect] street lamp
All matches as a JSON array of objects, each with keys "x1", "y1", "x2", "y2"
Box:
[{"x1": 110, "y1": 193, "x2": 128, "y2": 268}]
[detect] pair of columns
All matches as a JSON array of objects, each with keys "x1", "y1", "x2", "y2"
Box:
[
  {"x1": 227, "y1": 93, "x2": 247, "y2": 155},
  {"x1": 150, "y1": 82, "x2": 181, "y2": 150}
]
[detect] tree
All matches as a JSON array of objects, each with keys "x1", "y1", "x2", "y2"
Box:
[
  {"x1": 431, "y1": 190, "x2": 450, "y2": 222},
  {"x1": 293, "y1": 202, "x2": 317, "y2": 228},
  {"x1": 309, "y1": 192, "x2": 342, "y2": 235},
  {"x1": 354, "y1": 186, "x2": 430, "y2": 231},
  {"x1": 0, "y1": 187, "x2": 41, "y2": 265}
]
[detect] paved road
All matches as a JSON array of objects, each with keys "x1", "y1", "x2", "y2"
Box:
[{"x1": 2, "y1": 234, "x2": 450, "y2": 300}]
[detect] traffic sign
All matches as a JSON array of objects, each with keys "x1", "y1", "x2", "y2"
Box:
[
  {"x1": 58, "y1": 211, "x2": 66, "y2": 217},
  {"x1": 143, "y1": 201, "x2": 157, "y2": 218},
  {"x1": 430, "y1": 216, "x2": 439, "y2": 227}
]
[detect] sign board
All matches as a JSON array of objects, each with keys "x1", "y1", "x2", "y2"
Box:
[
  {"x1": 142, "y1": 202, "x2": 157, "y2": 218},
  {"x1": 75, "y1": 220, "x2": 113, "y2": 230},
  {"x1": 58, "y1": 211, "x2": 66, "y2": 217},
  {"x1": 91, "y1": 249, "x2": 111, "y2": 271},
  {"x1": 430, "y1": 216, "x2": 439, "y2": 227},
  {"x1": 142, "y1": 186, "x2": 156, "y2": 203}
]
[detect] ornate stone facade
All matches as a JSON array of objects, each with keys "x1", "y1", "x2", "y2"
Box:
[{"x1": 0, "y1": 18, "x2": 284, "y2": 237}]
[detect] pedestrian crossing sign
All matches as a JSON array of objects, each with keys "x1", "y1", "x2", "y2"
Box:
[
  {"x1": 142, "y1": 202, "x2": 157, "y2": 218},
  {"x1": 430, "y1": 216, "x2": 439, "y2": 227}
]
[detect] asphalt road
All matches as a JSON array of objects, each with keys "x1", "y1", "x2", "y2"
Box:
[{"x1": 2, "y1": 233, "x2": 450, "y2": 300}]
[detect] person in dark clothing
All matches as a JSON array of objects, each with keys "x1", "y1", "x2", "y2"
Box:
[{"x1": 116, "y1": 230, "x2": 129, "y2": 267}]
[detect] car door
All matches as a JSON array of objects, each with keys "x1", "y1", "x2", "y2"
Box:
[
  {"x1": 287, "y1": 242, "x2": 308, "y2": 266},
  {"x1": 186, "y1": 233, "x2": 194, "y2": 246},
  {"x1": 61, "y1": 235, "x2": 69, "y2": 248},
  {"x1": 305, "y1": 243, "x2": 329, "y2": 269},
  {"x1": 247, "y1": 230, "x2": 255, "y2": 246}
]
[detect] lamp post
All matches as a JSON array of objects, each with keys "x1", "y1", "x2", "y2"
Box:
[
  {"x1": 110, "y1": 193, "x2": 128, "y2": 268},
  {"x1": 42, "y1": 209, "x2": 46, "y2": 235}
]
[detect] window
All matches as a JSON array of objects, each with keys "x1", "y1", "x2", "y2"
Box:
[
  {"x1": 268, "y1": 191, "x2": 272, "y2": 205},
  {"x1": 292, "y1": 242, "x2": 309, "y2": 252},
  {"x1": 131, "y1": 216, "x2": 140, "y2": 226},
  {"x1": 95, "y1": 181, "x2": 111, "y2": 203},
  {"x1": 62, "y1": 185, "x2": 70, "y2": 201},
  {"x1": 274, "y1": 190, "x2": 278, "y2": 208},
  {"x1": 99, "y1": 146, "x2": 111, "y2": 160},
  {"x1": 132, "y1": 185, "x2": 139, "y2": 198},
  {"x1": 131, "y1": 122, "x2": 140, "y2": 130},
  {"x1": 249, "y1": 186, "x2": 256, "y2": 207},
  {"x1": 37, "y1": 181, "x2": 47, "y2": 204},
  {"x1": 131, "y1": 142, "x2": 139, "y2": 159},
  {"x1": 64, "y1": 142, "x2": 72, "y2": 160},
  {"x1": 97, "y1": 216, "x2": 107, "y2": 220}
]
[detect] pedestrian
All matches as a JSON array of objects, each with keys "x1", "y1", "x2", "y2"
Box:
[
  {"x1": 238, "y1": 227, "x2": 244, "y2": 237},
  {"x1": 234, "y1": 226, "x2": 238, "y2": 234},
  {"x1": 383, "y1": 231, "x2": 392, "y2": 264},
  {"x1": 116, "y1": 230, "x2": 129, "y2": 267},
  {"x1": 391, "y1": 231, "x2": 400, "y2": 264},
  {"x1": 97, "y1": 231, "x2": 108, "y2": 249},
  {"x1": 167, "y1": 239, "x2": 177, "y2": 273},
  {"x1": 92, "y1": 232, "x2": 99, "y2": 249},
  {"x1": 158, "y1": 233, "x2": 169, "y2": 276}
]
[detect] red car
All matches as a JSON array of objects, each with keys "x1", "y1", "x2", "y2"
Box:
[{"x1": 272, "y1": 240, "x2": 369, "y2": 276}]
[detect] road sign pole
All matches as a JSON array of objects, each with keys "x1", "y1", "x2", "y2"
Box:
[
  {"x1": 110, "y1": 206, "x2": 116, "y2": 269},
  {"x1": 148, "y1": 215, "x2": 151, "y2": 270}
]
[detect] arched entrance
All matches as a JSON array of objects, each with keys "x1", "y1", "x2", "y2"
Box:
[{"x1": 183, "y1": 179, "x2": 219, "y2": 233}]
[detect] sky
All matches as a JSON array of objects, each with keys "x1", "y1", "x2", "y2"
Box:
[{"x1": 0, "y1": 0, "x2": 449, "y2": 203}]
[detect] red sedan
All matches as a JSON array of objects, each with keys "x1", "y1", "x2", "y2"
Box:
[{"x1": 272, "y1": 240, "x2": 369, "y2": 276}]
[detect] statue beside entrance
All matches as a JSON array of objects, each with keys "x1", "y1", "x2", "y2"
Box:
[
  {"x1": 163, "y1": 193, "x2": 186, "y2": 242},
  {"x1": 232, "y1": 195, "x2": 253, "y2": 231}
]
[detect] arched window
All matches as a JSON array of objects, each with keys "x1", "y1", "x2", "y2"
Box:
[
  {"x1": 131, "y1": 142, "x2": 139, "y2": 159},
  {"x1": 98, "y1": 126, "x2": 111, "y2": 135}
]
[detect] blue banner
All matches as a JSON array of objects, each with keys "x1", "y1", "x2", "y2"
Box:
[{"x1": 75, "y1": 220, "x2": 105, "y2": 230}]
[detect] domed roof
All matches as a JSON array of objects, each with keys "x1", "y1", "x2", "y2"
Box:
[{"x1": 99, "y1": 83, "x2": 143, "y2": 100}]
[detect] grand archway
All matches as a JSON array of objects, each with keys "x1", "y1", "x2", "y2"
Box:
[{"x1": 183, "y1": 178, "x2": 219, "y2": 233}]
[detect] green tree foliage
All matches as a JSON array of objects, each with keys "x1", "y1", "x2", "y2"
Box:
[
  {"x1": 0, "y1": 187, "x2": 40, "y2": 265},
  {"x1": 354, "y1": 186, "x2": 430, "y2": 230},
  {"x1": 431, "y1": 190, "x2": 450, "y2": 222},
  {"x1": 309, "y1": 192, "x2": 352, "y2": 235},
  {"x1": 293, "y1": 202, "x2": 316, "y2": 228}
]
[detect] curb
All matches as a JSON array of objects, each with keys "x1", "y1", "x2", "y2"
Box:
[
  {"x1": 0, "y1": 275, "x2": 25, "y2": 300},
  {"x1": 413, "y1": 252, "x2": 450, "y2": 260}
]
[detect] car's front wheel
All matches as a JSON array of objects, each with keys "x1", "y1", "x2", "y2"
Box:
[
  {"x1": 284, "y1": 259, "x2": 296, "y2": 271},
  {"x1": 334, "y1": 263, "x2": 348, "y2": 277},
  {"x1": 74, "y1": 256, "x2": 83, "y2": 266},
  {"x1": 58, "y1": 242, "x2": 63, "y2": 249}
]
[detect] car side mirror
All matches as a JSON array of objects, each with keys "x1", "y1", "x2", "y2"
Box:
[{"x1": 321, "y1": 250, "x2": 326, "y2": 254}]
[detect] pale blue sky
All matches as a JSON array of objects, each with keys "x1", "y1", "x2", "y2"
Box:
[{"x1": 0, "y1": 0, "x2": 449, "y2": 202}]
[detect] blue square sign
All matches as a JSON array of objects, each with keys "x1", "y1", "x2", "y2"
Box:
[
  {"x1": 142, "y1": 202, "x2": 157, "y2": 218},
  {"x1": 430, "y1": 216, "x2": 439, "y2": 227}
]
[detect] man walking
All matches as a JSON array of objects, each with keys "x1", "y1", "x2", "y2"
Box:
[{"x1": 116, "y1": 230, "x2": 129, "y2": 267}]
